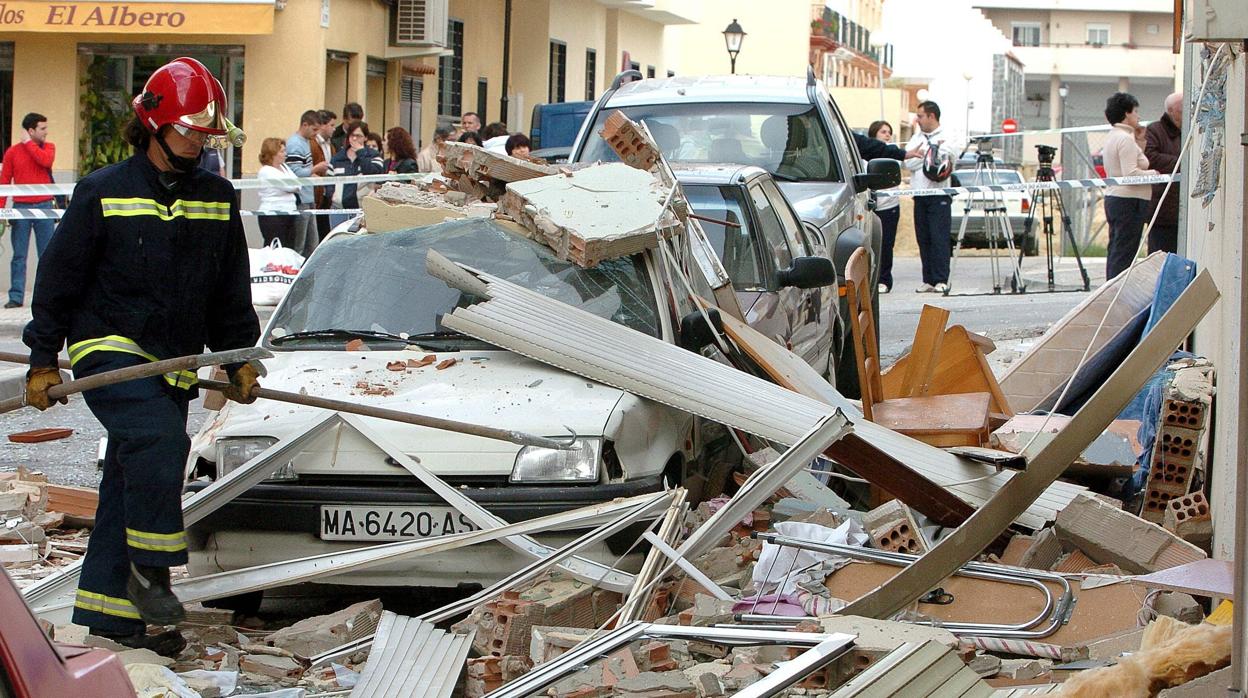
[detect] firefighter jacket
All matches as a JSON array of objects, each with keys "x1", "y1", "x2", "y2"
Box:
[{"x1": 23, "y1": 153, "x2": 260, "y2": 388}]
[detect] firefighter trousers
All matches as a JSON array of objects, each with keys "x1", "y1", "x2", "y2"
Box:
[{"x1": 71, "y1": 352, "x2": 192, "y2": 633}]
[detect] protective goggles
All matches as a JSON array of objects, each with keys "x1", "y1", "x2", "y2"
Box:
[{"x1": 172, "y1": 117, "x2": 246, "y2": 151}]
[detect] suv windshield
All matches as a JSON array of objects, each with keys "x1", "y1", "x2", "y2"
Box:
[
  {"x1": 579, "y1": 103, "x2": 840, "y2": 182},
  {"x1": 267, "y1": 218, "x2": 662, "y2": 350}
]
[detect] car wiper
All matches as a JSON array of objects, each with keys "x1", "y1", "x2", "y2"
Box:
[
  {"x1": 405, "y1": 329, "x2": 469, "y2": 341},
  {"x1": 270, "y1": 329, "x2": 416, "y2": 345}
]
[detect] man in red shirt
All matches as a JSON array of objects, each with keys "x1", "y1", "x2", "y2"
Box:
[{"x1": 0, "y1": 112, "x2": 56, "y2": 308}]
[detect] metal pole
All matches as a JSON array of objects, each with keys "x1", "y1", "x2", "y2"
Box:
[
  {"x1": 499, "y1": 0, "x2": 511, "y2": 125},
  {"x1": 1230, "y1": 41, "x2": 1248, "y2": 695},
  {"x1": 0, "y1": 351, "x2": 570, "y2": 451},
  {"x1": 877, "y1": 59, "x2": 885, "y2": 119}
]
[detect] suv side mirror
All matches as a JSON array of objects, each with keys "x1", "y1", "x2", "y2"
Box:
[
  {"x1": 777, "y1": 256, "x2": 837, "y2": 289},
  {"x1": 679, "y1": 307, "x2": 723, "y2": 352},
  {"x1": 851, "y1": 158, "x2": 902, "y2": 193}
]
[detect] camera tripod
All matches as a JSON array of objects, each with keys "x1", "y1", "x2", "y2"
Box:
[
  {"x1": 1020, "y1": 149, "x2": 1091, "y2": 292},
  {"x1": 946, "y1": 143, "x2": 1026, "y2": 296}
]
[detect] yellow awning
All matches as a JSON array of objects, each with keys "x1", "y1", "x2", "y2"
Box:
[{"x1": 0, "y1": 1, "x2": 275, "y2": 35}]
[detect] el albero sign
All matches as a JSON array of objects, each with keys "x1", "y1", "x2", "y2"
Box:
[{"x1": 0, "y1": 1, "x2": 274, "y2": 34}]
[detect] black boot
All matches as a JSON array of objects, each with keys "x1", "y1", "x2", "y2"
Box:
[
  {"x1": 126, "y1": 563, "x2": 186, "y2": 626},
  {"x1": 94, "y1": 628, "x2": 187, "y2": 657}
]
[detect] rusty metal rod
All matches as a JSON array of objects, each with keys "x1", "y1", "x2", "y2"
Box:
[
  {"x1": 0, "y1": 351, "x2": 571, "y2": 450},
  {"x1": 0, "y1": 347, "x2": 269, "y2": 414},
  {"x1": 687, "y1": 211, "x2": 741, "y2": 228}
]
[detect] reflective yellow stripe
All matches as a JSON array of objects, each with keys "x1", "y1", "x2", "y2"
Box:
[
  {"x1": 67, "y1": 335, "x2": 198, "y2": 390},
  {"x1": 100, "y1": 197, "x2": 230, "y2": 221},
  {"x1": 126, "y1": 527, "x2": 188, "y2": 552},
  {"x1": 74, "y1": 590, "x2": 142, "y2": 619},
  {"x1": 68, "y1": 335, "x2": 157, "y2": 365}
]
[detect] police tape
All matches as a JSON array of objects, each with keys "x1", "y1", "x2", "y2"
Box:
[
  {"x1": 977, "y1": 122, "x2": 1150, "y2": 139},
  {"x1": 0, "y1": 171, "x2": 431, "y2": 198},
  {"x1": 876, "y1": 173, "x2": 1178, "y2": 199},
  {"x1": 0, "y1": 207, "x2": 365, "y2": 220}
]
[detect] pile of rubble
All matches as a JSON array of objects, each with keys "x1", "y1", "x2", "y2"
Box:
[
  {"x1": 1, "y1": 467, "x2": 96, "y2": 589},
  {"x1": 3, "y1": 113, "x2": 1234, "y2": 697}
]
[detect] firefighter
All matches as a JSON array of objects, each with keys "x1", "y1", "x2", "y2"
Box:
[{"x1": 22, "y1": 57, "x2": 261, "y2": 655}]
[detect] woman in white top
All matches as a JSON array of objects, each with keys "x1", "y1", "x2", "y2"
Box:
[
  {"x1": 1101, "y1": 92, "x2": 1158, "y2": 280},
  {"x1": 868, "y1": 120, "x2": 902, "y2": 293},
  {"x1": 257, "y1": 137, "x2": 316, "y2": 254}
]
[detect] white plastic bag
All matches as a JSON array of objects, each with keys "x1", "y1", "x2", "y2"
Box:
[{"x1": 248, "y1": 238, "x2": 305, "y2": 306}]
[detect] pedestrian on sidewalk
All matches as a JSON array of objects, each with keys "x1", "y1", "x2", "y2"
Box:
[
  {"x1": 331, "y1": 121, "x2": 384, "y2": 209},
  {"x1": 1102, "y1": 92, "x2": 1158, "y2": 280},
  {"x1": 312, "y1": 109, "x2": 337, "y2": 239},
  {"x1": 868, "y1": 120, "x2": 901, "y2": 293},
  {"x1": 385, "y1": 126, "x2": 420, "y2": 174},
  {"x1": 286, "y1": 110, "x2": 327, "y2": 257},
  {"x1": 257, "y1": 137, "x2": 313, "y2": 251},
  {"x1": 903, "y1": 101, "x2": 961, "y2": 293},
  {"x1": 0, "y1": 112, "x2": 57, "y2": 308},
  {"x1": 418, "y1": 126, "x2": 451, "y2": 172},
  {"x1": 332, "y1": 102, "x2": 364, "y2": 152},
  {"x1": 22, "y1": 57, "x2": 260, "y2": 656},
  {"x1": 1144, "y1": 92, "x2": 1182, "y2": 255}
]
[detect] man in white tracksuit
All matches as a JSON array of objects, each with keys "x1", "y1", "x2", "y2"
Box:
[{"x1": 903, "y1": 101, "x2": 963, "y2": 293}]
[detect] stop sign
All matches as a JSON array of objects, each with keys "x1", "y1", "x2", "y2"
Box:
[{"x1": 1002, "y1": 118, "x2": 1020, "y2": 133}]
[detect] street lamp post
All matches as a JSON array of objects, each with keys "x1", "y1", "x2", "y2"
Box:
[
  {"x1": 723, "y1": 19, "x2": 746, "y2": 75},
  {"x1": 963, "y1": 71, "x2": 973, "y2": 139},
  {"x1": 869, "y1": 35, "x2": 888, "y2": 120}
]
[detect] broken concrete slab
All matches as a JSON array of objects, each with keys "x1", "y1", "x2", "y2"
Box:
[
  {"x1": 443, "y1": 140, "x2": 559, "y2": 183},
  {"x1": 499, "y1": 163, "x2": 680, "y2": 267},
  {"x1": 362, "y1": 185, "x2": 466, "y2": 233},
  {"x1": 1055, "y1": 492, "x2": 1206, "y2": 574},
  {"x1": 455, "y1": 574, "x2": 622, "y2": 657},
  {"x1": 264, "y1": 598, "x2": 381, "y2": 658}
]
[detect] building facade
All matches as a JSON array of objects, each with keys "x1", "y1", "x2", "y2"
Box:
[{"x1": 973, "y1": 0, "x2": 1178, "y2": 131}]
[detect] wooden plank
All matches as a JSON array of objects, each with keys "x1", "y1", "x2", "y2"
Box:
[
  {"x1": 840, "y1": 270, "x2": 1219, "y2": 621},
  {"x1": 899, "y1": 305, "x2": 950, "y2": 397}
]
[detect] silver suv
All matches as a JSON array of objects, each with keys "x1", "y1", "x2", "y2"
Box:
[{"x1": 569, "y1": 71, "x2": 898, "y2": 393}]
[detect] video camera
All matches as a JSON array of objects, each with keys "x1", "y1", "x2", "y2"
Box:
[{"x1": 1035, "y1": 144, "x2": 1058, "y2": 165}]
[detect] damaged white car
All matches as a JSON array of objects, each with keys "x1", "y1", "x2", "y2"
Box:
[
  {"x1": 185, "y1": 215, "x2": 836, "y2": 602},
  {"x1": 185, "y1": 219, "x2": 702, "y2": 598}
]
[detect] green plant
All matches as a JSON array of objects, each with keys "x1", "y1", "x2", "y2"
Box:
[{"x1": 78, "y1": 57, "x2": 132, "y2": 176}]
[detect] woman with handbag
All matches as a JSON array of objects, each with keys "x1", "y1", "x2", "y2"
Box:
[{"x1": 257, "y1": 137, "x2": 315, "y2": 253}]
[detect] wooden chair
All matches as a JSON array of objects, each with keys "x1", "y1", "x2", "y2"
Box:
[
  {"x1": 844, "y1": 248, "x2": 992, "y2": 448},
  {"x1": 881, "y1": 306, "x2": 1015, "y2": 424}
]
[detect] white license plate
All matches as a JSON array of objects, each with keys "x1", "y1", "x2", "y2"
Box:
[{"x1": 319, "y1": 505, "x2": 481, "y2": 541}]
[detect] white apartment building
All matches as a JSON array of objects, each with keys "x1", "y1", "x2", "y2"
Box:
[{"x1": 972, "y1": 0, "x2": 1178, "y2": 131}]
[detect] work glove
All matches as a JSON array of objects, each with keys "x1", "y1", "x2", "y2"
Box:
[
  {"x1": 222, "y1": 363, "x2": 261, "y2": 405},
  {"x1": 25, "y1": 367, "x2": 67, "y2": 411}
]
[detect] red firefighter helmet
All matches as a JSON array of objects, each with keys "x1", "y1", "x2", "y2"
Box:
[{"x1": 132, "y1": 57, "x2": 228, "y2": 136}]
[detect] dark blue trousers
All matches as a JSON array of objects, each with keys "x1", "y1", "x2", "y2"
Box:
[
  {"x1": 71, "y1": 352, "x2": 191, "y2": 633},
  {"x1": 876, "y1": 206, "x2": 900, "y2": 290},
  {"x1": 913, "y1": 195, "x2": 952, "y2": 285},
  {"x1": 1105, "y1": 195, "x2": 1149, "y2": 280}
]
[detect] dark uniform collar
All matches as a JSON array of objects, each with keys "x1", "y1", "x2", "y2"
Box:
[{"x1": 134, "y1": 151, "x2": 205, "y2": 199}]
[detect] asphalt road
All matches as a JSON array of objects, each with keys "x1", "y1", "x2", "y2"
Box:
[{"x1": 0, "y1": 253, "x2": 1101, "y2": 487}]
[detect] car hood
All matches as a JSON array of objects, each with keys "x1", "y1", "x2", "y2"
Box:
[
  {"x1": 193, "y1": 349, "x2": 626, "y2": 476},
  {"x1": 779, "y1": 181, "x2": 855, "y2": 227}
]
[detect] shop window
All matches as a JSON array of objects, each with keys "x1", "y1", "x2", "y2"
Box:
[
  {"x1": 585, "y1": 49, "x2": 596, "y2": 101},
  {"x1": 77, "y1": 46, "x2": 242, "y2": 177},
  {"x1": 438, "y1": 18, "x2": 464, "y2": 118},
  {"x1": 548, "y1": 40, "x2": 566, "y2": 104},
  {"x1": 476, "y1": 78, "x2": 488, "y2": 124}
]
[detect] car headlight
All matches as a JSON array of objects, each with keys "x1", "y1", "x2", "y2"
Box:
[
  {"x1": 510, "y1": 438, "x2": 601, "y2": 484},
  {"x1": 215, "y1": 437, "x2": 296, "y2": 482}
]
